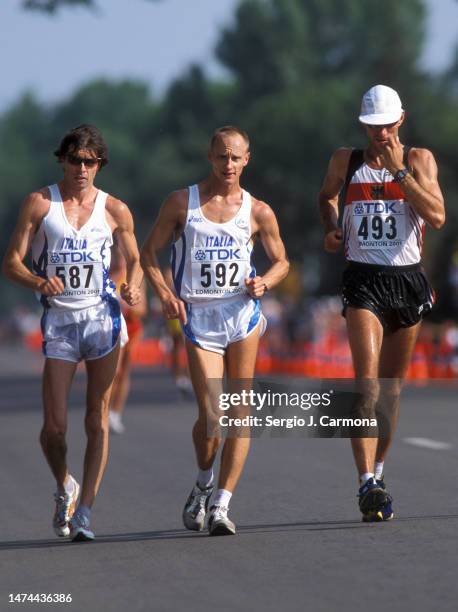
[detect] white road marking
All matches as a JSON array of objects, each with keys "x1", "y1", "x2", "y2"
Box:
[{"x1": 403, "y1": 437, "x2": 453, "y2": 451}]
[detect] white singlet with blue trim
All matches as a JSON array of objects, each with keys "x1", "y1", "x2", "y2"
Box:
[
  {"x1": 31, "y1": 184, "x2": 116, "y2": 310},
  {"x1": 171, "y1": 184, "x2": 255, "y2": 303}
]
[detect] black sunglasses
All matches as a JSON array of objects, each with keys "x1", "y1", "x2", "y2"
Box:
[
  {"x1": 366, "y1": 121, "x2": 399, "y2": 130},
  {"x1": 66, "y1": 154, "x2": 101, "y2": 167}
]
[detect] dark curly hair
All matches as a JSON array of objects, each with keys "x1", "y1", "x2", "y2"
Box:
[{"x1": 54, "y1": 124, "x2": 109, "y2": 168}]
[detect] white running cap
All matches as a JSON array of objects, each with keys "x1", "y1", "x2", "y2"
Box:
[{"x1": 359, "y1": 85, "x2": 403, "y2": 125}]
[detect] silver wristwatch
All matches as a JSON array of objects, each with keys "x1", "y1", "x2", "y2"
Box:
[{"x1": 393, "y1": 168, "x2": 410, "y2": 183}]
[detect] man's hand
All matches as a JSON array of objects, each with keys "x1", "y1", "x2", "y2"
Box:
[
  {"x1": 37, "y1": 275, "x2": 65, "y2": 296},
  {"x1": 324, "y1": 229, "x2": 343, "y2": 253},
  {"x1": 378, "y1": 135, "x2": 405, "y2": 175},
  {"x1": 245, "y1": 276, "x2": 268, "y2": 298},
  {"x1": 161, "y1": 294, "x2": 187, "y2": 324},
  {"x1": 120, "y1": 283, "x2": 141, "y2": 306}
]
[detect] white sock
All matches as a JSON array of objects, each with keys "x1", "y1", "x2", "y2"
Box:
[
  {"x1": 360, "y1": 472, "x2": 375, "y2": 486},
  {"x1": 374, "y1": 462, "x2": 384, "y2": 480},
  {"x1": 63, "y1": 474, "x2": 75, "y2": 495},
  {"x1": 197, "y1": 468, "x2": 214, "y2": 489},
  {"x1": 213, "y1": 489, "x2": 232, "y2": 508}
]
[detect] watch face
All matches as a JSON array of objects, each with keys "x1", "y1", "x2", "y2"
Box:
[{"x1": 395, "y1": 169, "x2": 408, "y2": 182}]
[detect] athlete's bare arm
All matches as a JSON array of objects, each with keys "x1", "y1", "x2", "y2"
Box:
[
  {"x1": 247, "y1": 199, "x2": 289, "y2": 298},
  {"x1": 140, "y1": 190, "x2": 188, "y2": 323},
  {"x1": 379, "y1": 137, "x2": 445, "y2": 229},
  {"x1": 1, "y1": 190, "x2": 65, "y2": 296},
  {"x1": 106, "y1": 196, "x2": 142, "y2": 306},
  {"x1": 318, "y1": 148, "x2": 352, "y2": 253}
]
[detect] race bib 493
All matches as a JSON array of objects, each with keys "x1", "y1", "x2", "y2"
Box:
[{"x1": 352, "y1": 200, "x2": 406, "y2": 250}]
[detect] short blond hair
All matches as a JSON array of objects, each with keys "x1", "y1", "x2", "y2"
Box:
[{"x1": 210, "y1": 125, "x2": 250, "y2": 151}]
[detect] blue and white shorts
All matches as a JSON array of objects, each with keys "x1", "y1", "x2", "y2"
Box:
[
  {"x1": 182, "y1": 294, "x2": 266, "y2": 355},
  {"x1": 41, "y1": 297, "x2": 128, "y2": 363}
]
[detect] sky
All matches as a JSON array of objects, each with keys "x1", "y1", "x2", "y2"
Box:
[{"x1": 0, "y1": 0, "x2": 457, "y2": 112}]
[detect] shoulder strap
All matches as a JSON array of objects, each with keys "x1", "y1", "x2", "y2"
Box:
[
  {"x1": 342, "y1": 149, "x2": 364, "y2": 199},
  {"x1": 338, "y1": 149, "x2": 364, "y2": 224},
  {"x1": 403, "y1": 146, "x2": 412, "y2": 170},
  {"x1": 47, "y1": 184, "x2": 61, "y2": 203},
  {"x1": 94, "y1": 189, "x2": 108, "y2": 211},
  {"x1": 187, "y1": 184, "x2": 199, "y2": 213}
]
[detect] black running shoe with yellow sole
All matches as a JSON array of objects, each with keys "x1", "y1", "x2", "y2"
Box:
[
  {"x1": 358, "y1": 477, "x2": 388, "y2": 520},
  {"x1": 362, "y1": 477, "x2": 394, "y2": 522}
]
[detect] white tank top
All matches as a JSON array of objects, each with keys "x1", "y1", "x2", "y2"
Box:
[
  {"x1": 31, "y1": 184, "x2": 116, "y2": 310},
  {"x1": 172, "y1": 184, "x2": 255, "y2": 303},
  {"x1": 342, "y1": 163, "x2": 424, "y2": 266}
]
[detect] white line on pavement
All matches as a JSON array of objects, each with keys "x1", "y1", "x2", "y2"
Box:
[{"x1": 403, "y1": 437, "x2": 453, "y2": 451}]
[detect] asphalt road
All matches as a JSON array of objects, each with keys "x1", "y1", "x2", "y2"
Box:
[{"x1": 1, "y1": 360, "x2": 457, "y2": 612}]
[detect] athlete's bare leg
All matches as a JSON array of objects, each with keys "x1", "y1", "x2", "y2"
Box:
[
  {"x1": 345, "y1": 307, "x2": 383, "y2": 476},
  {"x1": 80, "y1": 342, "x2": 120, "y2": 507},
  {"x1": 375, "y1": 322, "x2": 421, "y2": 463},
  {"x1": 185, "y1": 341, "x2": 225, "y2": 471},
  {"x1": 40, "y1": 359, "x2": 78, "y2": 488},
  {"x1": 110, "y1": 346, "x2": 131, "y2": 416},
  {"x1": 219, "y1": 325, "x2": 261, "y2": 492}
]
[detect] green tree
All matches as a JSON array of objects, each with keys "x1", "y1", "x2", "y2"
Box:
[
  {"x1": 2, "y1": 0, "x2": 457, "y2": 318},
  {"x1": 217, "y1": 0, "x2": 425, "y2": 99}
]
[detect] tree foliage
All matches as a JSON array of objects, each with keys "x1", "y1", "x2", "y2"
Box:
[{"x1": 3, "y1": 0, "x2": 457, "y2": 317}]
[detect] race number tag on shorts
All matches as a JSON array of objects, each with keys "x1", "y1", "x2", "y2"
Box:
[
  {"x1": 352, "y1": 200, "x2": 406, "y2": 250},
  {"x1": 47, "y1": 261, "x2": 104, "y2": 298},
  {"x1": 190, "y1": 247, "x2": 249, "y2": 297}
]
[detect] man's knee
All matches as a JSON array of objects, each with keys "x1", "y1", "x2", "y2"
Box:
[
  {"x1": 40, "y1": 423, "x2": 66, "y2": 445},
  {"x1": 194, "y1": 413, "x2": 221, "y2": 440},
  {"x1": 85, "y1": 404, "x2": 109, "y2": 437}
]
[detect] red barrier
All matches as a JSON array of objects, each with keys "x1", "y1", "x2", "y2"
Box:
[{"x1": 23, "y1": 330, "x2": 457, "y2": 379}]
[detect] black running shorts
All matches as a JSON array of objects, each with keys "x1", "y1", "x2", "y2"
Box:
[{"x1": 341, "y1": 261, "x2": 435, "y2": 333}]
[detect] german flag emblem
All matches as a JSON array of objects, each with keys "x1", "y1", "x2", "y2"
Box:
[{"x1": 371, "y1": 185, "x2": 385, "y2": 199}]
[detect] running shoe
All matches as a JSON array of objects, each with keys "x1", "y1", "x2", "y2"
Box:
[
  {"x1": 182, "y1": 482, "x2": 214, "y2": 531},
  {"x1": 109, "y1": 411, "x2": 125, "y2": 434},
  {"x1": 52, "y1": 475, "x2": 80, "y2": 537},
  {"x1": 358, "y1": 477, "x2": 388, "y2": 519},
  {"x1": 176, "y1": 376, "x2": 194, "y2": 399},
  {"x1": 208, "y1": 505, "x2": 236, "y2": 536},
  {"x1": 69, "y1": 511, "x2": 95, "y2": 542},
  {"x1": 362, "y1": 477, "x2": 394, "y2": 522}
]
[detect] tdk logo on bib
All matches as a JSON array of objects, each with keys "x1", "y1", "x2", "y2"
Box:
[
  {"x1": 52, "y1": 236, "x2": 97, "y2": 263},
  {"x1": 51, "y1": 252, "x2": 96, "y2": 263},
  {"x1": 353, "y1": 201, "x2": 403, "y2": 215},
  {"x1": 193, "y1": 235, "x2": 242, "y2": 261},
  {"x1": 193, "y1": 249, "x2": 241, "y2": 261}
]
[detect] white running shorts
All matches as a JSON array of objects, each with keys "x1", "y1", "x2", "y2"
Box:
[
  {"x1": 182, "y1": 294, "x2": 266, "y2": 355},
  {"x1": 41, "y1": 297, "x2": 128, "y2": 363}
]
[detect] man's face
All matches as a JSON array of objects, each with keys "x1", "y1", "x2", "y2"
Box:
[
  {"x1": 208, "y1": 133, "x2": 250, "y2": 184},
  {"x1": 364, "y1": 113, "x2": 405, "y2": 150},
  {"x1": 62, "y1": 148, "x2": 101, "y2": 188}
]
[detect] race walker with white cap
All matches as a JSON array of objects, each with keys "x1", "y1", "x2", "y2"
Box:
[{"x1": 318, "y1": 84, "x2": 445, "y2": 521}]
